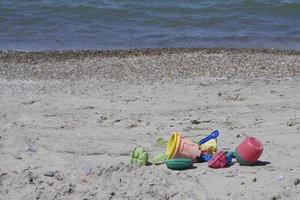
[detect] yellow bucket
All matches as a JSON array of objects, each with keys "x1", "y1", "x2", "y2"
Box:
[
  {"x1": 200, "y1": 139, "x2": 217, "y2": 155},
  {"x1": 165, "y1": 132, "x2": 180, "y2": 159}
]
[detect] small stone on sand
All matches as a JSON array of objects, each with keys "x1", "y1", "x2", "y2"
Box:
[
  {"x1": 190, "y1": 120, "x2": 201, "y2": 125},
  {"x1": 44, "y1": 170, "x2": 55, "y2": 177},
  {"x1": 294, "y1": 178, "x2": 300, "y2": 185}
]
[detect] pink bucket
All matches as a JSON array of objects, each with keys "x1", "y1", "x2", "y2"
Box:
[
  {"x1": 173, "y1": 135, "x2": 202, "y2": 162},
  {"x1": 235, "y1": 137, "x2": 263, "y2": 165}
]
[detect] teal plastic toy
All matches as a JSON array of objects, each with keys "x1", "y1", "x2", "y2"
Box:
[{"x1": 166, "y1": 158, "x2": 193, "y2": 170}]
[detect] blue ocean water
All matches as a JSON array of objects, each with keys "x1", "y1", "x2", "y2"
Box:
[{"x1": 0, "y1": 0, "x2": 300, "y2": 51}]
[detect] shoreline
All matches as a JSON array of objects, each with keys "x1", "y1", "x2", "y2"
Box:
[
  {"x1": 1, "y1": 47, "x2": 300, "y2": 81},
  {"x1": 2, "y1": 47, "x2": 300, "y2": 61}
]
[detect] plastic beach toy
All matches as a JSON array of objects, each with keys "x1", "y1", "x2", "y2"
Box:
[
  {"x1": 166, "y1": 132, "x2": 202, "y2": 162},
  {"x1": 131, "y1": 146, "x2": 149, "y2": 166},
  {"x1": 235, "y1": 137, "x2": 263, "y2": 166},
  {"x1": 165, "y1": 132, "x2": 180, "y2": 159},
  {"x1": 200, "y1": 153, "x2": 212, "y2": 162},
  {"x1": 200, "y1": 139, "x2": 217, "y2": 155},
  {"x1": 152, "y1": 154, "x2": 168, "y2": 165},
  {"x1": 198, "y1": 130, "x2": 219, "y2": 145},
  {"x1": 199, "y1": 130, "x2": 219, "y2": 155},
  {"x1": 225, "y1": 151, "x2": 233, "y2": 166},
  {"x1": 166, "y1": 158, "x2": 193, "y2": 170},
  {"x1": 208, "y1": 151, "x2": 228, "y2": 168}
]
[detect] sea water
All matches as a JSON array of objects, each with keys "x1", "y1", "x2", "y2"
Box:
[{"x1": 0, "y1": 0, "x2": 300, "y2": 51}]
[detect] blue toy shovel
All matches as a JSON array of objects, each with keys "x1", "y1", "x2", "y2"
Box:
[{"x1": 198, "y1": 130, "x2": 220, "y2": 145}]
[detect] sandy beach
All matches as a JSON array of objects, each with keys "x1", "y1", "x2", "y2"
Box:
[{"x1": 0, "y1": 48, "x2": 300, "y2": 200}]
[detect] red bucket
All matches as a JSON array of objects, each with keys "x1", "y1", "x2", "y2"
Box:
[
  {"x1": 208, "y1": 151, "x2": 227, "y2": 168},
  {"x1": 235, "y1": 137, "x2": 263, "y2": 165}
]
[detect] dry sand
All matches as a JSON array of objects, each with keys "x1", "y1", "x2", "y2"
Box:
[{"x1": 0, "y1": 48, "x2": 300, "y2": 200}]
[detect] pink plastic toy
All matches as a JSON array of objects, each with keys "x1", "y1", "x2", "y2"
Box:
[
  {"x1": 208, "y1": 151, "x2": 228, "y2": 168},
  {"x1": 235, "y1": 137, "x2": 263, "y2": 165},
  {"x1": 173, "y1": 135, "x2": 202, "y2": 162}
]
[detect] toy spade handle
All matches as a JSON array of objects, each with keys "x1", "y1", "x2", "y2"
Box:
[{"x1": 199, "y1": 130, "x2": 219, "y2": 145}]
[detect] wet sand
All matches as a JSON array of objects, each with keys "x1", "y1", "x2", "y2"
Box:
[{"x1": 0, "y1": 48, "x2": 300, "y2": 200}]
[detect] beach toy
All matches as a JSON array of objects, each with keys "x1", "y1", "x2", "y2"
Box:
[
  {"x1": 208, "y1": 151, "x2": 228, "y2": 168},
  {"x1": 200, "y1": 139, "x2": 217, "y2": 155},
  {"x1": 152, "y1": 154, "x2": 168, "y2": 165},
  {"x1": 166, "y1": 158, "x2": 193, "y2": 170},
  {"x1": 225, "y1": 151, "x2": 233, "y2": 166},
  {"x1": 200, "y1": 153, "x2": 212, "y2": 162},
  {"x1": 155, "y1": 137, "x2": 168, "y2": 147},
  {"x1": 166, "y1": 132, "x2": 202, "y2": 162},
  {"x1": 198, "y1": 130, "x2": 219, "y2": 145},
  {"x1": 165, "y1": 132, "x2": 180, "y2": 159},
  {"x1": 235, "y1": 137, "x2": 263, "y2": 166},
  {"x1": 131, "y1": 146, "x2": 149, "y2": 166}
]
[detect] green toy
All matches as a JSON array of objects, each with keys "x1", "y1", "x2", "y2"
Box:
[
  {"x1": 152, "y1": 154, "x2": 168, "y2": 165},
  {"x1": 131, "y1": 146, "x2": 149, "y2": 166},
  {"x1": 166, "y1": 158, "x2": 193, "y2": 170}
]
